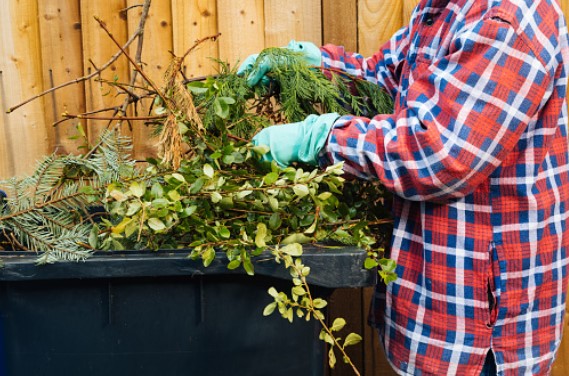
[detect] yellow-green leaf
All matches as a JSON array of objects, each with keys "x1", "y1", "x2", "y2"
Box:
[
  {"x1": 280, "y1": 243, "x2": 303, "y2": 257},
  {"x1": 148, "y1": 218, "x2": 166, "y2": 232},
  {"x1": 263, "y1": 302, "x2": 277, "y2": 316},
  {"x1": 203, "y1": 164, "x2": 215, "y2": 178},
  {"x1": 293, "y1": 184, "x2": 310, "y2": 198},
  {"x1": 331, "y1": 318, "x2": 346, "y2": 332},
  {"x1": 343, "y1": 333, "x2": 363, "y2": 347},
  {"x1": 255, "y1": 223, "x2": 267, "y2": 248},
  {"x1": 328, "y1": 348, "x2": 337, "y2": 369}
]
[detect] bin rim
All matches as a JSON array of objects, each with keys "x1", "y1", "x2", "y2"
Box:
[{"x1": 0, "y1": 245, "x2": 377, "y2": 289}]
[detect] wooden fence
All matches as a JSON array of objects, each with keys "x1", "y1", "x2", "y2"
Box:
[{"x1": 2, "y1": 0, "x2": 569, "y2": 375}]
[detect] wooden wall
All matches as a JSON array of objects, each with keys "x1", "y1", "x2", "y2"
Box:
[{"x1": 2, "y1": 0, "x2": 569, "y2": 375}]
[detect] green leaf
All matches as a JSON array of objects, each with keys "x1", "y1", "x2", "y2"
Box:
[
  {"x1": 282, "y1": 233, "x2": 312, "y2": 245},
  {"x1": 189, "y1": 178, "x2": 205, "y2": 194},
  {"x1": 203, "y1": 164, "x2": 215, "y2": 179},
  {"x1": 264, "y1": 172, "x2": 279, "y2": 185},
  {"x1": 243, "y1": 258, "x2": 254, "y2": 276},
  {"x1": 292, "y1": 286, "x2": 306, "y2": 297},
  {"x1": 364, "y1": 258, "x2": 379, "y2": 269},
  {"x1": 379, "y1": 258, "x2": 397, "y2": 273},
  {"x1": 218, "y1": 96, "x2": 236, "y2": 105},
  {"x1": 218, "y1": 226, "x2": 231, "y2": 239},
  {"x1": 125, "y1": 202, "x2": 141, "y2": 216},
  {"x1": 151, "y1": 183, "x2": 164, "y2": 198},
  {"x1": 227, "y1": 259, "x2": 241, "y2": 270},
  {"x1": 187, "y1": 81, "x2": 208, "y2": 94},
  {"x1": 171, "y1": 173, "x2": 186, "y2": 182},
  {"x1": 214, "y1": 98, "x2": 230, "y2": 119},
  {"x1": 379, "y1": 270, "x2": 398, "y2": 285},
  {"x1": 268, "y1": 287, "x2": 279, "y2": 298},
  {"x1": 202, "y1": 247, "x2": 216, "y2": 267},
  {"x1": 148, "y1": 218, "x2": 166, "y2": 232},
  {"x1": 293, "y1": 184, "x2": 310, "y2": 198},
  {"x1": 108, "y1": 189, "x2": 128, "y2": 202},
  {"x1": 79, "y1": 185, "x2": 97, "y2": 195},
  {"x1": 328, "y1": 348, "x2": 337, "y2": 369},
  {"x1": 89, "y1": 224, "x2": 99, "y2": 249},
  {"x1": 167, "y1": 190, "x2": 181, "y2": 201},
  {"x1": 268, "y1": 197, "x2": 279, "y2": 211},
  {"x1": 255, "y1": 223, "x2": 267, "y2": 248},
  {"x1": 125, "y1": 220, "x2": 139, "y2": 238},
  {"x1": 251, "y1": 145, "x2": 270, "y2": 155},
  {"x1": 343, "y1": 333, "x2": 363, "y2": 348},
  {"x1": 178, "y1": 122, "x2": 189, "y2": 135},
  {"x1": 280, "y1": 243, "x2": 303, "y2": 257},
  {"x1": 331, "y1": 318, "x2": 346, "y2": 332},
  {"x1": 211, "y1": 191, "x2": 223, "y2": 203},
  {"x1": 269, "y1": 213, "x2": 282, "y2": 230},
  {"x1": 319, "y1": 330, "x2": 335, "y2": 345},
  {"x1": 312, "y1": 298, "x2": 327, "y2": 309},
  {"x1": 183, "y1": 205, "x2": 197, "y2": 217},
  {"x1": 317, "y1": 192, "x2": 333, "y2": 201},
  {"x1": 263, "y1": 302, "x2": 277, "y2": 316}
]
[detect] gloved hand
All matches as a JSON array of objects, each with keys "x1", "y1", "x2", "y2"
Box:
[
  {"x1": 252, "y1": 113, "x2": 340, "y2": 167},
  {"x1": 237, "y1": 40, "x2": 322, "y2": 87}
]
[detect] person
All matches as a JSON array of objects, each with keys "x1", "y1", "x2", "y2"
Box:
[{"x1": 238, "y1": 0, "x2": 569, "y2": 375}]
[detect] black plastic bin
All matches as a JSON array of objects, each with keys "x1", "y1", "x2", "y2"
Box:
[{"x1": 0, "y1": 246, "x2": 375, "y2": 376}]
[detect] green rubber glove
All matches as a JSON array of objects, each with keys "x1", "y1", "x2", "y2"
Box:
[
  {"x1": 237, "y1": 40, "x2": 322, "y2": 87},
  {"x1": 252, "y1": 113, "x2": 340, "y2": 167}
]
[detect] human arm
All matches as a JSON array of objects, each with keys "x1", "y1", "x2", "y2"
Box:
[
  {"x1": 319, "y1": 17, "x2": 554, "y2": 202},
  {"x1": 320, "y1": 25, "x2": 411, "y2": 100}
]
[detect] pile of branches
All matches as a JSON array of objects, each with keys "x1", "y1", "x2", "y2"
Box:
[{"x1": 0, "y1": 5, "x2": 395, "y2": 283}]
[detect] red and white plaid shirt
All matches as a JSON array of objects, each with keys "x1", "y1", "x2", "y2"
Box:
[{"x1": 319, "y1": 0, "x2": 569, "y2": 374}]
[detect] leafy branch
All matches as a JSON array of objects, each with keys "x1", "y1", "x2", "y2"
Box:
[{"x1": 264, "y1": 244, "x2": 364, "y2": 374}]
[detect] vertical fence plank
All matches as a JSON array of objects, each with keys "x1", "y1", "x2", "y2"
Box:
[
  {"x1": 402, "y1": 0, "x2": 419, "y2": 25},
  {"x1": 172, "y1": 0, "x2": 219, "y2": 77},
  {"x1": 126, "y1": 0, "x2": 173, "y2": 160},
  {"x1": 322, "y1": 0, "x2": 358, "y2": 51},
  {"x1": 80, "y1": 0, "x2": 130, "y2": 143},
  {"x1": 358, "y1": 0, "x2": 403, "y2": 57},
  {"x1": 37, "y1": 0, "x2": 85, "y2": 155},
  {"x1": 0, "y1": 0, "x2": 49, "y2": 179},
  {"x1": 216, "y1": 0, "x2": 264, "y2": 67},
  {"x1": 326, "y1": 289, "x2": 366, "y2": 375},
  {"x1": 264, "y1": 0, "x2": 322, "y2": 47}
]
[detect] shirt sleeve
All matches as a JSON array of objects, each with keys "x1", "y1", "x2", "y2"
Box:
[
  {"x1": 320, "y1": 25, "x2": 411, "y2": 99},
  {"x1": 320, "y1": 17, "x2": 553, "y2": 202}
]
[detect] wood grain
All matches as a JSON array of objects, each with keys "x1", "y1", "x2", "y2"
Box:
[
  {"x1": 37, "y1": 0, "x2": 85, "y2": 155},
  {"x1": 0, "y1": 0, "x2": 49, "y2": 178},
  {"x1": 80, "y1": 0, "x2": 130, "y2": 142},
  {"x1": 216, "y1": 0, "x2": 265, "y2": 67},
  {"x1": 358, "y1": 0, "x2": 403, "y2": 57},
  {"x1": 172, "y1": 0, "x2": 219, "y2": 77},
  {"x1": 322, "y1": 0, "x2": 358, "y2": 52},
  {"x1": 264, "y1": 0, "x2": 322, "y2": 47}
]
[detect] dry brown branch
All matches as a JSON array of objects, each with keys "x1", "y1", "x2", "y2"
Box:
[
  {"x1": 94, "y1": 16, "x2": 165, "y2": 105},
  {"x1": 6, "y1": 0, "x2": 153, "y2": 114},
  {"x1": 116, "y1": 0, "x2": 152, "y2": 123},
  {"x1": 62, "y1": 113, "x2": 165, "y2": 122}
]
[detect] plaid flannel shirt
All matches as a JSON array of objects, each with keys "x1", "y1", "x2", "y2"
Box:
[{"x1": 319, "y1": 0, "x2": 569, "y2": 374}]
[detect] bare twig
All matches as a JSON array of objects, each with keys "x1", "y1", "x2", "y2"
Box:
[
  {"x1": 94, "y1": 15, "x2": 165, "y2": 105},
  {"x1": 6, "y1": 1, "x2": 152, "y2": 114},
  {"x1": 117, "y1": 0, "x2": 152, "y2": 122},
  {"x1": 63, "y1": 113, "x2": 165, "y2": 122}
]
